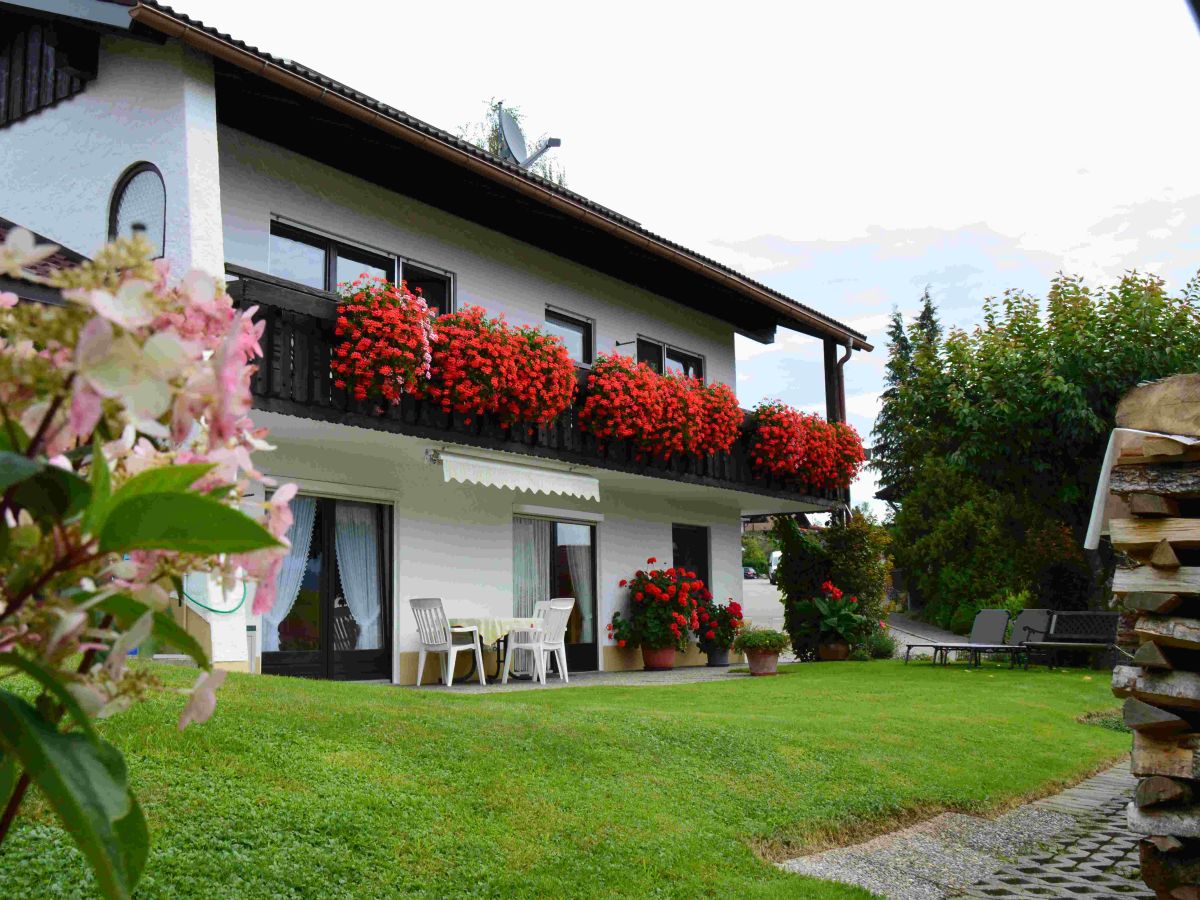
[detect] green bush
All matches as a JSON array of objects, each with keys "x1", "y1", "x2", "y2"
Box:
[
  {"x1": 773, "y1": 512, "x2": 891, "y2": 658},
  {"x1": 848, "y1": 646, "x2": 871, "y2": 662},
  {"x1": 862, "y1": 627, "x2": 898, "y2": 659},
  {"x1": 741, "y1": 532, "x2": 771, "y2": 572}
]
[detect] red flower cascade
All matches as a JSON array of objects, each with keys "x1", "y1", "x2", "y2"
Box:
[
  {"x1": 748, "y1": 401, "x2": 865, "y2": 489},
  {"x1": 427, "y1": 305, "x2": 577, "y2": 427},
  {"x1": 332, "y1": 277, "x2": 435, "y2": 404},
  {"x1": 579, "y1": 354, "x2": 741, "y2": 460}
]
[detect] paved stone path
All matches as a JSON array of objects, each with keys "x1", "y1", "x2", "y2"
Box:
[
  {"x1": 781, "y1": 764, "x2": 1152, "y2": 899},
  {"x1": 887, "y1": 613, "x2": 962, "y2": 660},
  {"x1": 425, "y1": 661, "x2": 762, "y2": 693}
]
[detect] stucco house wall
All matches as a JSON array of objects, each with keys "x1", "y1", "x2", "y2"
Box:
[
  {"x1": 251, "y1": 412, "x2": 745, "y2": 683},
  {"x1": 217, "y1": 127, "x2": 740, "y2": 390},
  {"x1": 0, "y1": 35, "x2": 224, "y2": 274}
]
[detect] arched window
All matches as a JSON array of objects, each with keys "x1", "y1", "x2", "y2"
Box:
[{"x1": 108, "y1": 163, "x2": 165, "y2": 258}]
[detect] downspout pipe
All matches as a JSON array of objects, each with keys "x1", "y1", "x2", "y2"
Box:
[{"x1": 835, "y1": 341, "x2": 852, "y2": 424}]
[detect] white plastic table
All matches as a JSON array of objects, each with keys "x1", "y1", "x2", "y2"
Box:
[{"x1": 449, "y1": 617, "x2": 539, "y2": 681}]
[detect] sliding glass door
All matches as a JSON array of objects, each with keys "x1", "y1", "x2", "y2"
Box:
[
  {"x1": 513, "y1": 516, "x2": 597, "y2": 671},
  {"x1": 262, "y1": 496, "x2": 391, "y2": 680}
]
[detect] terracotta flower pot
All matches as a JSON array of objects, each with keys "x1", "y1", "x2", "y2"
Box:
[
  {"x1": 642, "y1": 645, "x2": 677, "y2": 671},
  {"x1": 818, "y1": 640, "x2": 850, "y2": 661},
  {"x1": 746, "y1": 650, "x2": 779, "y2": 676}
]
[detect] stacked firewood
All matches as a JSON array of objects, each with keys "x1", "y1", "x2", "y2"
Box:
[{"x1": 1105, "y1": 375, "x2": 1200, "y2": 900}]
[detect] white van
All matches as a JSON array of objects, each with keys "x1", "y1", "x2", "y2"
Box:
[{"x1": 768, "y1": 550, "x2": 782, "y2": 585}]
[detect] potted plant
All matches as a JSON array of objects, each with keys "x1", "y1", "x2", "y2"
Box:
[
  {"x1": 608, "y1": 558, "x2": 702, "y2": 670},
  {"x1": 732, "y1": 627, "x2": 790, "y2": 675},
  {"x1": 810, "y1": 581, "x2": 868, "y2": 661},
  {"x1": 694, "y1": 597, "x2": 744, "y2": 666}
]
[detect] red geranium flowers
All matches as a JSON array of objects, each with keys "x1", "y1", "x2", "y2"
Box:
[
  {"x1": 608, "y1": 557, "x2": 709, "y2": 651},
  {"x1": 331, "y1": 284, "x2": 576, "y2": 428},
  {"x1": 748, "y1": 401, "x2": 865, "y2": 489},
  {"x1": 428, "y1": 305, "x2": 576, "y2": 426},
  {"x1": 579, "y1": 354, "x2": 741, "y2": 460},
  {"x1": 332, "y1": 277, "x2": 436, "y2": 404},
  {"x1": 694, "y1": 597, "x2": 745, "y2": 651}
]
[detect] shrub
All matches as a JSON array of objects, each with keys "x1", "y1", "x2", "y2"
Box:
[
  {"x1": 741, "y1": 532, "x2": 770, "y2": 571},
  {"x1": 748, "y1": 401, "x2": 865, "y2": 489},
  {"x1": 579, "y1": 354, "x2": 741, "y2": 460},
  {"x1": 0, "y1": 231, "x2": 291, "y2": 896},
  {"x1": 862, "y1": 626, "x2": 898, "y2": 659},
  {"x1": 332, "y1": 276, "x2": 436, "y2": 404},
  {"x1": 732, "y1": 626, "x2": 790, "y2": 654},
  {"x1": 608, "y1": 557, "x2": 707, "y2": 651},
  {"x1": 773, "y1": 513, "x2": 891, "y2": 658},
  {"x1": 782, "y1": 581, "x2": 871, "y2": 651},
  {"x1": 849, "y1": 646, "x2": 871, "y2": 662},
  {"x1": 694, "y1": 597, "x2": 744, "y2": 650}
]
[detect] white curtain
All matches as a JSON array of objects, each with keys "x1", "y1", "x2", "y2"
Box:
[
  {"x1": 263, "y1": 495, "x2": 317, "y2": 652},
  {"x1": 513, "y1": 517, "x2": 552, "y2": 617},
  {"x1": 334, "y1": 500, "x2": 382, "y2": 650},
  {"x1": 565, "y1": 543, "x2": 595, "y2": 641}
]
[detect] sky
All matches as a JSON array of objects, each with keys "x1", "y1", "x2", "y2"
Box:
[{"x1": 181, "y1": 0, "x2": 1200, "y2": 510}]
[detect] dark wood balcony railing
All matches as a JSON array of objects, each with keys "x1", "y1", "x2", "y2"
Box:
[{"x1": 225, "y1": 264, "x2": 846, "y2": 508}]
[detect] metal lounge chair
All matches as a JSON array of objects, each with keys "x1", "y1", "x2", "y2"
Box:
[
  {"x1": 904, "y1": 609, "x2": 1010, "y2": 665},
  {"x1": 957, "y1": 608, "x2": 1051, "y2": 668}
]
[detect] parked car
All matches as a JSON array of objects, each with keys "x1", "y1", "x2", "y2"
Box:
[{"x1": 743, "y1": 567, "x2": 759, "y2": 579}]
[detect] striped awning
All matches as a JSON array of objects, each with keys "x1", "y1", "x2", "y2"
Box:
[{"x1": 440, "y1": 452, "x2": 599, "y2": 501}]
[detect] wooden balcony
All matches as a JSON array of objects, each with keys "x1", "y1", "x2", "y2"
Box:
[{"x1": 225, "y1": 265, "x2": 846, "y2": 509}]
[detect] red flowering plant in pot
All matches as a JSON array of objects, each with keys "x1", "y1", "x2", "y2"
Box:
[
  {"x1": 428, "y1": 305, "x2": 576, "y2": 428},
  {"x1": 748, "y1": 401, "x2": 865, "y2": 490},
  {"x1": 607, "y1": 557, "x2": 703, "y2": 670},
  {"x1": 332, "y1": 276, "x2": 436, "y2": 406},
  {"x1": 694, "y1": 598, "x2": 744, "y2": 666},
  {"x1": 788, "y1": 581, "x2": 870, "y2": 661}
]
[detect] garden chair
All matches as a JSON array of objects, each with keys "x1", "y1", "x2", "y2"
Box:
[
  {"x1": 903, "y1": 609, "x2": 1010, "y2": 666},
  {"x1": 409, "y1": 597, "x2": 485, "y2": 687},
  {"x1": 509, "y1": 599, "x2": 551, "y2": 678},
  {"x1": 503, "y1": 598, "x2": 574, "y2": 685}
]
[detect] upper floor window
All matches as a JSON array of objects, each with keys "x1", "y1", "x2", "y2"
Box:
[
  {"x1": 402, "y1": 261, "x2": 452, "y2": 316},
  {"x1": 544, "y1": 308, "x2": 593, "y2": 365},
  {"x1": 636, "y1": 337, "x2": 703, "y2": 380},
  {"x1": 269, "y1": 221, "x2": 394, "y2": 292},
  {"x1": 109, "y1": 162, "x2": 165, "y2": 258}
]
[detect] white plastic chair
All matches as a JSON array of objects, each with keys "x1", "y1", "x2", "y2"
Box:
[
  {"x1": 409, "y1": 598, "x2": 485, "y2": 687},
  {"x1": 503, "y1": 598, "x2": 574, "y2": 685},
  {"x1": 510, "y1": 599, "x2": 551, "y2": 677}
]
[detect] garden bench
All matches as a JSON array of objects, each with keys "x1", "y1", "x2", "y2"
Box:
[{"x1": 1022, "y1": 611, "x2": 1120, "y2": 668}]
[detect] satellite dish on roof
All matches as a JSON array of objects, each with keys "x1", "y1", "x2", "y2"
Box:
[{"x1": 497, "y1": 105, "x2": 561, "y2": 169}]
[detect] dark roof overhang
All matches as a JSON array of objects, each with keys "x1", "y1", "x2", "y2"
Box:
[{"x1": 118, "y1": 1, "x2": 870, "y2": 352}]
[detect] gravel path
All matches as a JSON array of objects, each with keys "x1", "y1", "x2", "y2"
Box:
[{"x1": 780, "y1": 763, "x2": 1149, "y2": 899}]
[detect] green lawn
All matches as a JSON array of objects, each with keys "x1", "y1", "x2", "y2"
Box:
[{"x1": 1, "y1": 661, "x2": 1125, "y2": 898}]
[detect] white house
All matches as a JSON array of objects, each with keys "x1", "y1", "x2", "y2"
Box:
[{"x1": 0, "y1": 0, "x2": 871, "y2": 683}]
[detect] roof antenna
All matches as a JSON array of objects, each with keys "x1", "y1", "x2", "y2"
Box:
[{"x1": 496, "y1": 105, "x2": 561, "y2": 169}]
